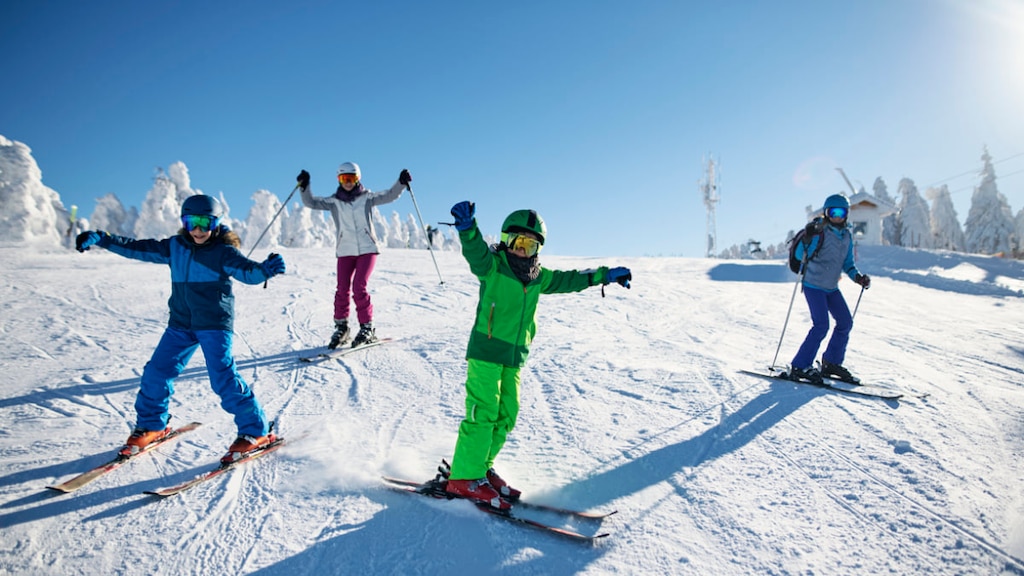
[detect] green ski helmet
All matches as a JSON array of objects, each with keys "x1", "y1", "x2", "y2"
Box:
[{"x1": 501, "y1": 209, "x2": 546, "y2": 245}]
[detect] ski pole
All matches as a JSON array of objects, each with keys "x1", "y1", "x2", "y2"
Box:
[
  {"x1": 406, "y1": 183, "x2": 445, "y2": 285},
  {"x1": 246, "y1": 184, "x2": 300, "y2": 287},
  {"x1": 851, "y1": 284, "x2": 865, "y2": 321},
  {"x1": 770, "y1": 255, "x2": 807, "y2": 373}
]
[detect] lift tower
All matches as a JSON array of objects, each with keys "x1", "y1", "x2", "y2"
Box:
[{"x1": 699, "y1": 156, "x2": 721, "y2": 258}]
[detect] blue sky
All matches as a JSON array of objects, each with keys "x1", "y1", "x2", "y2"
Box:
[{"x1": 2, "y1": 0, "x2": 1022, "y2": 257}]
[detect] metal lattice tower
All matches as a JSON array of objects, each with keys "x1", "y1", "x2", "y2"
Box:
[{"x1": 699, "y1": 155, "x2": 721, "y2": 258}]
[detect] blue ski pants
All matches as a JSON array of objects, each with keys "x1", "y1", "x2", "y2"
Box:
[
  {"x1": 791, "y1": 285, "x2": 853, "y2": 370},
  {"x1": 135, "y1": 327, "x2": 268, "y2": 437}
]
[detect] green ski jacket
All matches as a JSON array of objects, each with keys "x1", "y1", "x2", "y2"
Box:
[{"x1": 459, "y1": 224, "x2": 608, "y2": 368}]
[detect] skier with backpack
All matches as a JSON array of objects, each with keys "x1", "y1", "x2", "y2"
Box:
[{"x1": 787, "y1": 194, "x2": 871, "y2": 384}]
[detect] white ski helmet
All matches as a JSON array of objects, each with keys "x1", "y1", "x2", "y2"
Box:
[{"x1": 337, "y1": 162, "x2": 361, "y2": 181}]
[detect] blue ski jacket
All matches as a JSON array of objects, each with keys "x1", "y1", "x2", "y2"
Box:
[{"x1": 94, "y1": 229, "x2": 273, "y2": 331}]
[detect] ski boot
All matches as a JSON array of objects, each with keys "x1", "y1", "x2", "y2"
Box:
[
  {"x1": 221, "y1": 432, "x2": 277, "y2": 465},
  {"x1": 486, "y1": 468, "x2": 521, "y2": 501},
  {"x1": 120, "y1": 426, "x2": 172, "y2": 457},
  {"x1": 820, "y1": 360, "x2": 860, "y2": 384},
  {"x1": 787, "y1": 365, "x2": 824, "y2": 385},
  {"x1": 446, "y1": 478, "x2": 511, "y2": 511},
  {"x1": 351, "y1": 322, "x2": 378, "y2": 348},
  {"x1": 328, "y1": 320, "x2": 349, "y2": 349}
]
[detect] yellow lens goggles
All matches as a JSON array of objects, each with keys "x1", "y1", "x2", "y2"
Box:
[{"x1": 505, "y1": 232, "x2": 542, "y2": 257}]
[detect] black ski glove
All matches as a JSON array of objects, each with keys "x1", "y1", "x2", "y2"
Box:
[
  {"x1": 399, "y1": 169, "x2": 412, "y2": 186},
  {"x1": 297, "y1": 170, "x2": 310, "y2": 189}
]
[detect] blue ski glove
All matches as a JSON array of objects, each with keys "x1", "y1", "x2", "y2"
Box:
[
  {"x1": 262, "y1": 253, "x2": 286, "y2": 278},
  {"x1": 607, "y1": 267, "x2": 632, "y2": 289},
  {"x1": 450, "y1": 201, "x2": 476, "y2": 231},
  {"x1": 76, "y1": 231, "x2": 102, "y2": 252}
]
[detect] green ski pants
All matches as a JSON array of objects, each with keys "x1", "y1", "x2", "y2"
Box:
[{"x1": 449, "y1": 359, "x2": 521, "y2": 480}]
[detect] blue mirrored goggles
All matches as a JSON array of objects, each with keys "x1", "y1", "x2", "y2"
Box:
[
  {"x1": 182, "y1": 214, "x2": 219, "y2": 232},
  {"x1": 826, "y1": 207, "x2": 848, "y2": 219},
  {"x1": 503, "y1": 232, "x2": 542, "y2": 257}
]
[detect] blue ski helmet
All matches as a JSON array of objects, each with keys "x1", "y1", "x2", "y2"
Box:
[
  {"x1": 822, "y1": 194, "x2": 850, "y2": 213},
  {"x1": 181, "y1": 194, "x2": 223, "y2": 218}
]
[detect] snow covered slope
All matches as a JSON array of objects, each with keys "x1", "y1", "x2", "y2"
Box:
[{"x1": 1, "y1": 244, "x2": 1022, "y2": 575}]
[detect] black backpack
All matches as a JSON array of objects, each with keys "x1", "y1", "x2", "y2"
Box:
[{"x1": 787, "y1": 225, "x2": 825, "y2": 274}]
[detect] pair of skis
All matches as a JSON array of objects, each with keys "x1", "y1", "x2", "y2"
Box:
[
  {"x1": 47, "y1": 422, "x2": 289, "y2": 497},
  {"x1": 383, "y1": 461, "x2": 616, "y2": 543},
  {"x1": 298, "y1": 337, "x2": 393, "y2": 363},
  {"x1": 739, "y1": 368, "x2": 924, "y2": 400}
]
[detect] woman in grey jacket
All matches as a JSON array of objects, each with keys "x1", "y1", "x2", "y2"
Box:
[{"x1": 297, "y1": 163, "x2": 412, "y2": 348}]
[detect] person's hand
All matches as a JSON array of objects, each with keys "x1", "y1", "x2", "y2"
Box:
[
  {"x1": 262, "y1": 253, "x2": 286, "y2": 277},
  {"x1": 854, "y1": 273, "x2": 871, "y2": 289},
  {"x1": 450, "y1": 201, "x2": 476, "y2": 231},
  {"x1": 803, "y1": 218, "x2": 824, "y2": 244},
  {"x1": 297, "y1": 170, "x2": 310, "y2": 189},
  {"x1": 607, "y1": 267, "x2": 632, "y2": 289},
  {"x1": 399, "y1": 169, "x2": 412, "y2": 187},
  {"x1": 76, "y1": 231, "x2": 101, "y2": 253}
]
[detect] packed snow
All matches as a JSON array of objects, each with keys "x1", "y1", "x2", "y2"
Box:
[
  {"x1": 1, "y1": 240, "x2": 1023, "y2": 575},
  {"x1": 2, "y1": 133, "x2": 1024, "y2": 574}
]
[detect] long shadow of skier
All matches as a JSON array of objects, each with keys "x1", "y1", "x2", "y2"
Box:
[
  {"x1": 555, "y1": 380, "x2": 818, "y2": 511},
  {"x1": 0, "y1": 349, "x2": 310, "y2": 412}
]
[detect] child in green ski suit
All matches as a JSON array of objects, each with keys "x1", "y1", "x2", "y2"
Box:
[{"x1": 444, "y1": 201, "x2": 632, "y2": 510}]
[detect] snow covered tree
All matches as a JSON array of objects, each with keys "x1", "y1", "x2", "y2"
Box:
[
  {"x1": 388, "y1": 210, "x2": 409, "y2": 248},
  {"x1": 135, "y1": 163, "x2": 200, "y2": 239},
  {"x1": 243, "y1": 190, "x2": 282, "y2": 252},
  {"x1": 873, "y1": 177, "x2": 900, "y2": 246},
  {"x1": 406, "y1": 214, "x2": 426, "y2": 249},
  {"x1": 0, "y1": 135, "x2": 66, "y2": 246},
  {"x1": 897, "y1": 178, "x2": 932, "y2": 249},
  {"x1": 1016, "y1": 208, "x2": 1024, "y2": 257},
  {"x1": 281, "y1": 202, "x2": 331, "y2": 248},
  {"x1": 89, "y1": 193, "x2": 138, "y2": 236},
  {"x1": 964, "y1": 147, "x2": 1016, "y2": 255},
  {"x1": 926, "y1": 185, "x2": 965, "y2": 251}
]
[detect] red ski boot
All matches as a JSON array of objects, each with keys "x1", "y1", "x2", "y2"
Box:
[
  {"x1": 119, "y1": 426, "x2": 172, "y2": 457},
  {"x1": 446, "y1": 478, "x2": 511, "y2": 511},
  {"x1": 221, "y1": 433, "x2": 277, "y2": 465},
  {"x1": 486, "y1": 468, "x2": 522, "y2": 501}
]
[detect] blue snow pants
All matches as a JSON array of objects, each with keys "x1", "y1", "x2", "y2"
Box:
[
  {"x1": 135, "y1": 327, "x2": 268, "y2": 437},
  {"x1": 791, "y1": 286, "x2": 853, "y2": 370}
]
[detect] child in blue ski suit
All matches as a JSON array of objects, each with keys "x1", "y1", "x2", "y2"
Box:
[
  {"x1": 789, "y1": 193, "x2": 871, "y2": 384},
  {"x1": 75, "y1": 195, "x2": 285, "y2": 463}
]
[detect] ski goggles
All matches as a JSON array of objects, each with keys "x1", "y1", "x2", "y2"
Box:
[
  {"x1": 504, "y1": 232, "x2": 542, "y2": 257},
  {"x1": 337, "y1": 173, "x2": 359, "y2": 185},
  {"x1": 826, "y1": 207, "x2": 848, "y2": 219},
  {"x1": 181, "y1": 214, "x2": 219, "y2": 232}
]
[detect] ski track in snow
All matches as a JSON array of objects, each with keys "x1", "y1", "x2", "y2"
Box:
[{"x1": 1, "y1": 246, "x2": 1024, "y2": 575}]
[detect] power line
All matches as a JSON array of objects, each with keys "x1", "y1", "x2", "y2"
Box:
[
  {"x1": 944, "y1": 167, "x2": 1024, "y2": 196},
  {"x1": 926, "y1": 152, "x2": 1024, "y2": 189}
]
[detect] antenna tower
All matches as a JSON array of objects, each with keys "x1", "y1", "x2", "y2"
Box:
[{"x1": 700, "y1": 155, "x2": 721, "y2": 258}]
